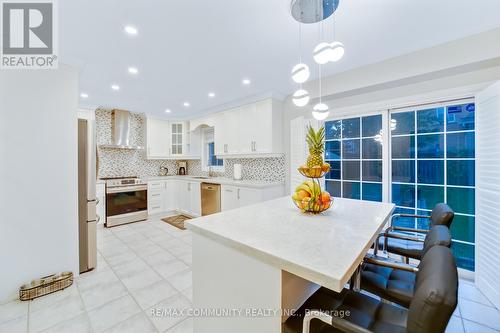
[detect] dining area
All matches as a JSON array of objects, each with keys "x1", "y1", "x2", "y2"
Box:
[{"x1": 186, "y1": 197, "x2": 460, "y2": 333}]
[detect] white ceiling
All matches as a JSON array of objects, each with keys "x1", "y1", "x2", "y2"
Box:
[{"x1": 61, "y1": 0, "x2": 500, "y2": 119}]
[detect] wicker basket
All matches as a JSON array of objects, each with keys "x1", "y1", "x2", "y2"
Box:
[{"x1": 19, "y1": 272, "x2": 73, "y2": 301}]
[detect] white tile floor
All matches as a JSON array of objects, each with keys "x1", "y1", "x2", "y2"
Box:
[{"x1": 0, "y1": 215, "x2": 499, "y2": 333}]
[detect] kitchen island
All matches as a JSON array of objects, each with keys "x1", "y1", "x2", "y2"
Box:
[{"x1": 186, "y1": 196, "x2": 395, "y2": 333}]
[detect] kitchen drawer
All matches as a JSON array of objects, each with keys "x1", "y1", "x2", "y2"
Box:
[
  {"x1": 149, "y1": 197, "x2": 163, "y2": 214},
  {"x1": 149, "y1": 191, "x2": 163, "y2": 199},
  {"x1": 148, "y1": 181, "x2": 163, "y2": 189}
]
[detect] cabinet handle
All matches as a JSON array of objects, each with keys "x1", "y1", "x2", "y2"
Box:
[
  {"x1": 253, "y1": 141, "x2": 256, "y2": 151},
  {"x1": 152, "y1": 193, "x2": 160, "y2": 197},
  {"x1": 225, "y1": 189, "x2": 233, "y2": 192},
  {"x1": 237, "y1": 188, "x2": 240, "y2": 200},
  {"x1": 188, "y1": 183, "x2": 191, "y2": 191}
]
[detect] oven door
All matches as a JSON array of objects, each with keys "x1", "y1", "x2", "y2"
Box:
[{"x1": 106, "y1": 185, "x2": 148, "y2": 227}]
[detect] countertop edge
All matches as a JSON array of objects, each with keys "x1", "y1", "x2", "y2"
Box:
[
  {"x1": 144, "y1": 176, "x2": 285, "y2": 189},
  {"x1": 187, "y1": 220, "x2": 343, "y2": 292}
]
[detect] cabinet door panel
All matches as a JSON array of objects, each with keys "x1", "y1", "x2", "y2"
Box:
[
  {"x1": 190, "y1": 182, "x2": 201, "y2": 216},
  {"x1": 238, "y1": 187, "x2": 262, "y2": 207},
  {"x1": 253, "y1": 100, "x2": 273, "y2": 153},
  {"x1": 214, "y1": 113, "x2": 226, "y2": 155},
  {"x1": 147, "y1": 119, "x2": 170, "y2": 158},
  {"x1": 238, "y1": 104, "x2": 256, "y2": 154},
  {"x1": 221, "y1": 185, "x2": 239, "y2": 211}
]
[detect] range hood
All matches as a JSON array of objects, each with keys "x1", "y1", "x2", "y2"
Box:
[{"x1": 99, "y1": 109, "x2": 144, "y2": 150}]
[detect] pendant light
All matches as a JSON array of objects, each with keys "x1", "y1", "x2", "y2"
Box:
[
  {"x1": 292, "y1": 21, "x2": 310, "y2": 107},
  {"x1": 312, "y1": 20, "x2": 329, "y2": 120},
  {"x1": 293, "y1": 89, "x2": 310, "y2": 107},
  {"x1": 313, "y1": 42, "x2": 335, "y2": 65},
  {"x1": 291, "y1": 63, "x2": 310, "y2": 84}
]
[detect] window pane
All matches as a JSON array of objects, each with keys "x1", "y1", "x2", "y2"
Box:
[
  {"x1": 417, "y1": 185, "x2": 444, "y2": 210},
  {"x1": 451, "y1": 241, "x2": 475, "y2": 271},
  {"x1": 417, "y1": 160, "x2": 444, "y2": 184},
  {"x1": 391, "y1": 136, "x2": 415, "y2": 159},
  {"x1": 342, "y1": 140, "x2": 360, "y2": 159},
  {"x1": 342, "y1": 118, "x2": 360, "y2": 138},
  {"x1": 451, "y1": 215, "x2": 475, "y2": 243},
  {"x1": 326, "y1": 161, "x2": 341, "y2": 180},
  {"x1": 391, "y1": 111, "x2": 415, "y2": 135},
  {"x1": 362, "y1": 161, "x2": 382, "y2": 182},
  {"x1": 416, "y1": 209, "x2": 431, "y2": 229},
  {"x1": 343, "y1": 161, "x2": 360, "y2": 181},
  {"x1": 362, "y1": 183, "x2": 382, "y2": 202},
  {"x1": 325, "y1": 120, "x2": 341, "y2": 140},
  {"x1": 392, "y1": 160, "x2": 415, "y2": 183},
  {"x1": 417, "y1": 134, "x2": 444, "y2": 158},
  {"x1": 172, "y1": 146, "x2": 177, "y2": 154},
  {"x1": 325, "y1": 141, "x2": 341, "y2": 160},
  {"x1": 362, "y1": 138, "x2": 382, "y2": 159},
  {"x1": 417, "y1": 107, "x2": 444, "y2": 133},
  {"x1": 447, "y1": 132, "x2": 475, "y2": 158},
  {"x1": 343, "y1": 182, "x2": 360, "y2": 199},
  {"x1": 447, "y1": 160, "x2": 475, "y2": 186},
  {"x1": 447, "y1": 103, "x2": 475, "y2": 132},
  {"x1": 393, "y1": 207, "x2": 416, "y2": 228},
  {"x1": 326, "y1": 180, "x2": 341, "y2": 197},
  {"x1": 447, "y1": 187, "x2": 475, "y2": 215},
  {"x1": 362, "y1": 115, "x2": 382, "y2": 137},
  {"x1": 392, "y1": 184, "x2": 415, "y2": 208}
]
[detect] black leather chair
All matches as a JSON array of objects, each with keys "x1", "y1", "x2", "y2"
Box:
[
  {"x1": 283, "y1": 246, "x2": 458, "y2": 333},
  {"x1": 375, "y1": 203, "x2": 454, "y2": 262},
  {"x1": 360, "y1": 225, "x2": 451, "y2": 308}
]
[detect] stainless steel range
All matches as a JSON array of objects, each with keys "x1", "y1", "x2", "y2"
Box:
[{"x1": 103, "y1": 177, "x2": 148, "y2": 227}]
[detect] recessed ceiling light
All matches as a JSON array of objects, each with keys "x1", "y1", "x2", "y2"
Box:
[
  {"x1": 124, "y1": 25, "x2": 138, "y2": 35},
  {"x1": 111, "y1": 84, "x2": 120, "y2": 91},
  {"x1": 208, "y1": 92, "x2": 215, "y2": 98},
  {"x1": 128, "y1": 67, "x2": 138, "y2": 74},
  {"x1": 165, "y1": 109, "x2": 171, "y2": 113},
  {"x1": 80, "y1": 93, "x2": 89, "y2": 98},
  {"x1": 242, "y1": 78, "x2": 251, "y2": 85},
  {"x1": 183, "y1": 102, "x2": 190, "y2": 107}
]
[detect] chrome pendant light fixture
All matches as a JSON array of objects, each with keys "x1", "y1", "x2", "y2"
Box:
[{"x1": 290, "y1": 0, "x2": 343, "y2": 117}]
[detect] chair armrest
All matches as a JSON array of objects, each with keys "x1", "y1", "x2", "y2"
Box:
[
  {"x1": 384, "y1": 232, "x2": 425, "y2": 243},
  {"x1": 392, "y1": 226, "x2": 429, "y2": 234},
  {"x1": 363, "y1": 254, "x2": 418, "y2": 273},
  {"x1": 302, "y1": 310, "x2": 372, "y2": 333}
]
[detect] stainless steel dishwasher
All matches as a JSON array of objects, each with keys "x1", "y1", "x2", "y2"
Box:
[{"x1": 201, "y1": 183, "x2": 221, "y2": 216}]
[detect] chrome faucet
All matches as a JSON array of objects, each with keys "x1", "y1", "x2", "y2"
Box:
[{"x1": 208, "y1": 166, "x2": 214, "y2": 178}]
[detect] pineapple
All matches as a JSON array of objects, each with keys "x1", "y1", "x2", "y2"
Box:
[{"x1": 305, "y1": 125, "x2": 325, "y2": 168}]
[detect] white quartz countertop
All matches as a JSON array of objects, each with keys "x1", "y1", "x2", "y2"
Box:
[
  {"x1": 145, "y1": 175, "x2": 284, "y2": 189},
  {"x1": 186, "y1": 197, "x2": 395, "y2": 292}
]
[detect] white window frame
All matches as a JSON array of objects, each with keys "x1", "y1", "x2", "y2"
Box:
[{"x1": 201, "y1": 127, "x2": 224, "y2": 172}]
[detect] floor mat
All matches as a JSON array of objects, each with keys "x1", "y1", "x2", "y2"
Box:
[{"x1": 161, "y1": 214, "x2": 192, "y2": 230}]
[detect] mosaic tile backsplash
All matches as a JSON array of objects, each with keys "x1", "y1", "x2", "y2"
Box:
[{"x1": 96, "y1": 109, "x2": 285, "y2": 182}]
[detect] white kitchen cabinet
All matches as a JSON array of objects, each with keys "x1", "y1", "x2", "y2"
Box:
[
  {"x1": 177, "y1": 180, "x2": 201, "y2": 217},
  {"x1": 212, "y1": 98, "x2": 283, "y2": 157},
  {"x1": 221, "y1": 185, "x2": 239, "y2": 211},
  {"x1": 189, "y1": 182, "x2": 201, "y2": 216},
  {"x1": 145, "y1": 118, "x2": 170, "y2": 159},
  {"x1": 170, "y1": 122, "x2": 185, "y2": 156},
  {"x1": 96, "y1": 183, "x2": 106, "y2": 225},
  {"x1": 238, "y1": 187, "x2": 262, "y2": 207},
  {"x1": 220, "y1": 184, "x2": 284, "y2": 211},
  {"x1": 148, "y1": 180, "x2": 166, "y2": 215}
]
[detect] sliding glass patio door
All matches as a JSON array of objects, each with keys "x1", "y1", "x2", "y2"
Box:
[{"x1": 323, "y1": 100, "x2": 476, "y2": 271}]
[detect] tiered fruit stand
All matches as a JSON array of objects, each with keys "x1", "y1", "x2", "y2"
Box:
[{"x1": 292, "y1": 164, "x2": 333, "y2": 214}]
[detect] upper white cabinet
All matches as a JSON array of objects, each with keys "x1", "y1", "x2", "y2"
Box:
[
  {"x1": 213, "y1": 98, "x2": 283, "y2": 157},
  {"x1": 145, "y1": 118, "x2": 170, "y2": 159},
  {"x1": 145, "y1": 118, "x2": 197, "y2": 159},
  {"x1": 170, "y1": 122, "x2": 184, "y2": 156}
]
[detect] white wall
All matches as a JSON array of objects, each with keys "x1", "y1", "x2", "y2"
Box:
[
  {"x1": 0, "y1": 65, "x2": 79, "y2": 301},
  {"x1": 283, "y1": 28, "x2": 500, "y2": 190}
]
